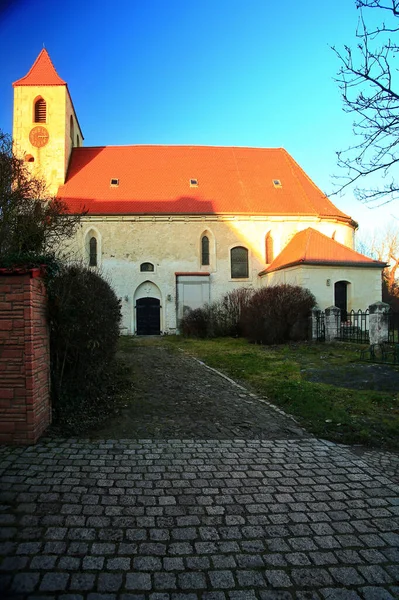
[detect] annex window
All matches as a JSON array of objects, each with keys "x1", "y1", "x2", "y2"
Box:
[
  {"x1": 231, "y1": 246, "x2": 249, "y2": 279},
  {"x1": 140, "y1": 262, "x2": 154, "y2": 272},
  {"x1": 201, "y1": 235, "x2": 210, "y2": 266},
  {"x1": 34, "y1": 98, "x2": 46, "y2": 123},
  {"x1": 89, "y1": 237, "x2": 97, "y2": 267},
  {"x1": 265, "y1": 231, "x2": 274, "y2": 263}
]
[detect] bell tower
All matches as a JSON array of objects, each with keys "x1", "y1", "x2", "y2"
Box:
[{"x1": 12, "y1": 49, "x2": 83, "y2": 196}]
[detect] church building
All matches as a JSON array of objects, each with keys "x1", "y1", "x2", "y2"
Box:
[{"x1": 12, "y1": 49, "x2": 386, "y2": 335}]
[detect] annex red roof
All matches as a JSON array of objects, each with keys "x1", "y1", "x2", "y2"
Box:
[
  {"x1": 13, "y1": 49, "x2": 66, "y2": 87},
  {"x1": 261, "y1": 228, "x2": 386, "y2": 274},
  {"x1": 58, "y1": 145, "x2": 353, "y2": 220}
]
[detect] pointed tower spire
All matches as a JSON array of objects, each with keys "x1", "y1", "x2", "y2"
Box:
[{"x1": 13, "y1": 49, "x2": 66, "y2": 87}]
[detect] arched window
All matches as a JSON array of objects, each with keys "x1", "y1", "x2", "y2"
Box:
[
  {"x1": 140, "y1": 262, "x2": 154, "y2": 272},
  {"x1": 70, "y1": 116, "x2": 74, "y2": 144},
  {"x1": 34, "y1": 98, "x2": 46, "y2": 123},
  {"x1": 76, "y1": 134, "x2": 80, "y2": 147},
  {"x1": 201, "y1": 235, "x2": 210, "y2": 266},
  {"x1": 231, "y1": 246, "x2": 249, "y2": 279},
  {"x1": 265, "y1": 232, "x2": 274, "y2": 263},
  {"x1": 25, "y1": 154, "x2": 35, "y2": 163},
  {"x1": 89, "y1": 237, "x2": 97, "y2": 267}
]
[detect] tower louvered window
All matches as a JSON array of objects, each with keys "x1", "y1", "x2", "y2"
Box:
[{"x1": 34, "y1": 98, "x2": 46, "y2": 123}]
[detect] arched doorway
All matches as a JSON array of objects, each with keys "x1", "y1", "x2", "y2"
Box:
[
  {"x1": 134, "y1": 281, "x2": 162, "y2": 335},
  {"x1": 335, "y1": 281, "x2": 348, "y2": 321},
  {"x1": 136, "y1": 297, "x2": 161, "y2": 335}
]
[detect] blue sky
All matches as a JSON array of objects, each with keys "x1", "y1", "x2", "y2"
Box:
[{"x1": 0, "y1": 0, "x2": 396, "y2": 234}]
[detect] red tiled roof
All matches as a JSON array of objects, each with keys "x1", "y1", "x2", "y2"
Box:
[
  {"x1": 261, "y1": 228, "x2": 386, "y2": 274},
  {"x1": 58, "y1": 145, "x2": 353, "y2": 220},
  {"x1": 13, "y1": 49, "x2": 66, "y2": 87}
]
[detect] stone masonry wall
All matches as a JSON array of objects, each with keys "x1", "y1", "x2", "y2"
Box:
[{"x1": 0, "y1": 270, "x2": 51, "y2": 444}]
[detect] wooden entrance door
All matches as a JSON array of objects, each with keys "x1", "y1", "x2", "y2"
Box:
[
  {"x1": 136, "y1": 297, "x2": 161, "y2": 335},
  {"x1": 334, "y1": 281, "x2": 348, "y2": 322}
]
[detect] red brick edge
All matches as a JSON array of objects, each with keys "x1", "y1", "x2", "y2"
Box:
[{"x1": 0, "y1": 270, "x2": 51, "y2": 444}]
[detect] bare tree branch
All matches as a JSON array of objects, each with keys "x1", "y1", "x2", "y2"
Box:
[{"x1": 332, "y1": 1, "x2": 399, "y2": 206}]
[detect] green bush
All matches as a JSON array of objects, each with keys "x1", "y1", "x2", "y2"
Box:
[
  {"x1": 240, "y1": 284, "x2": 316, "y2": 344},
  {"x1": 47, "y1": 264, "x2": 122, "y2": 432}
]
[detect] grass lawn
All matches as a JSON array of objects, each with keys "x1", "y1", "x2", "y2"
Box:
[{"x1": 163, "y1": 336, "x2": 399, "y2": 450}]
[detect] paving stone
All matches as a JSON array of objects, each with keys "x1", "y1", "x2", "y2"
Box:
[
  {"x1": 39, "y1": 572, "x2": 70, "y2": 591},
  {"x1": 178, "y1": 572, "x2": 207, "y2": 589},
  {"x1": 320, "y1": 589, "x2": 362, "y2": 599},
  {"x1": 126, "y1": 573, "x2": 152, "y2": 591},
  {"x1": 97, "y1": 573, "x2": 123, "y2": 592},
  {"x1": 82, "y1": 556, "x2": 104, "y2": 570},
  {"x1": 153, "y1": 573, "x2": 177, "y2": 590},
  {"x1": 11, "y1": 572, "x2": 40, "y2": 593},
  {"x1": 360, "y1": 588, "x2": 396, "y2": 600},
  {"x1": 236, "y1": 569, "x2": 266, "y2": 587},
  {"x1": 291, "y1": 568, "x2": 333, "y2": 587},
  {"x1": 209, "y1": 570, "x2": 235, "y2": 589},
  {"x1": 70, "y1": 573, "x2": 97, "y2": 590},
  {"x1": 329, "y1": 567, "x2": 366, "y2": 586}
]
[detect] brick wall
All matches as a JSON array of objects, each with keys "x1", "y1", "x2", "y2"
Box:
[{"x1": 0, "y1": 269, "x2": 51, "y2": 444}]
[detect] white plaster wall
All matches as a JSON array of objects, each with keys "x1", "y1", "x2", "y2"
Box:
[
  {"x1": 262, "y1": 265, "x2": 383, "y2": 310},
  {"x1": 69, "y1": 216, "x2": 357, "y2": 334}
]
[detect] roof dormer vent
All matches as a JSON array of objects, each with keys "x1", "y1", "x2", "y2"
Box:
[
  {"x1": 190, "y1": 178, "x2": 198, "y2": 187},
  {"x1": 110, "y1": 178, "x2": 119, "y2": 187},
  {"x1": 273, "y1": 179, "x2": 282, "y2": 188}
]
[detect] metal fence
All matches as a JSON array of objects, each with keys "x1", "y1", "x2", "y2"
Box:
[
  {"x1": 388, "y1": 310, "x2": 399, "y2": 343},
  {"x1": 335, "y1": 309, "x2": 370, "y2": 344},
  {"x1": 314, "y1": 311, "x2": 325, "y2": 341}
]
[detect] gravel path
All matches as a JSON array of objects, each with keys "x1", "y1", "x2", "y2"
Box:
[{"x1": 92, "y1": 343, "x2": 306, "y2": 441}]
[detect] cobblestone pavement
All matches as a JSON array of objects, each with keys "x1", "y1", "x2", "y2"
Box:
[{"x1": 0, "y1": 437, "x2": 398, "y2": 600}]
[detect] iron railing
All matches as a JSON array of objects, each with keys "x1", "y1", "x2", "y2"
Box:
[
  {"x1": 335, "y1": 309, "x2": 370, "y2": 344},
  {"x1": 388, "y1": 310, "x2": 399, "y2": 343}
]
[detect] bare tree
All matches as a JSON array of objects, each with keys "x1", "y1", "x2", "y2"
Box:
[
  {"x1": 358, "y1": 222, "x2": 399, "y2": 289},
  {"x1": 0, "y1": 130, "x2": 84, "y2": 262},
  {"x1": 332, "y1": 1, "x2": 399, "y2": 206}
]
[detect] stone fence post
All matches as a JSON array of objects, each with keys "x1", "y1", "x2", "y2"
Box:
[
  {"x1": 368, "y1": 301, "x2": 390, "y2": 345},
  {"x1": 324, "y1": 306, "x2": 341, "y2": 342}
]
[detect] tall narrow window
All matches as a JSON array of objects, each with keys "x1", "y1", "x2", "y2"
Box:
[
  {"x1": 89, "y1": 237, "x2": 97, "y2": 266},
  {"x1": 34, "y1": 98, "x2": 46, "y2": 123},
  {"x1": 231, "y1": 246, "x2": 249, "y2": 279},
  {"x1": 201, "y1": 235, "x2": 210, "y2": 265},
  {"x1": 70, "y1": 115, "x2": 74, "y2": 144},
  {"x1": 265, "y1": 232, "x2": 274, "y2": 263}
]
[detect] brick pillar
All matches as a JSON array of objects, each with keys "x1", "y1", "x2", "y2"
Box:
[
  {"x1": 368, "y1": 301, "x2": 390, "y2": 345},
  {"x1": 0, "y1": 269, "x2": 51, "y2": 444},
  {"x1": 324, "y1": 306, "x2": 341, "y2": 342}
]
